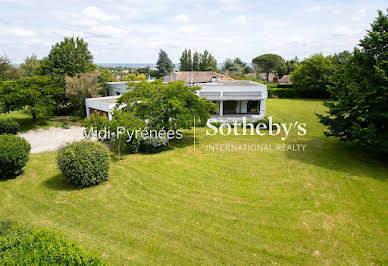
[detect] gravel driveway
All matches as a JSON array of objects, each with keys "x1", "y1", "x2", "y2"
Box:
[{"x1": 19, "y1": 126, "x2": 85, "y2": 153}]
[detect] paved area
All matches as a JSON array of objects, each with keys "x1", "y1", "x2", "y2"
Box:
[{"x1": 19, "y1": 126, "x2": 85, "y2": 153}]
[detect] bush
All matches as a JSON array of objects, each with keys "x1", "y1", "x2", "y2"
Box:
[
  {"x1": 57, "y1": 140, "x2": 110, "y2": 187},
  {"x1": 0, "y1": 118, "x2": 20, "y2": 134},
  {"x1": 0, "y1": 224, "x2": 103, "y2": 265},
  {"x1": 0, "y1": 135, "x2": 31, "y2": 179},
  {"x1": 268, "y1": 88, "x2": 329, "y2": 99},
  {"x1": 139, "y1": 136, "x2": 169, "y2": 154}
]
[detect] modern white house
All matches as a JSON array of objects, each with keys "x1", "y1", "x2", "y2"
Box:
[
  {"x1": 86, "y1": 80, "x2": 267, "y2": 122},
  {"x1": 196, "y1": 80, "x2": 267, "y2": 122}
]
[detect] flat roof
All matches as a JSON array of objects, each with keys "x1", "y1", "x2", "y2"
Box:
[
  {"x1": 86, "y1": 96, "x2": 119, "y2": 104},
  {"x1": 198, "y1": 80, "x2": 265, "y2": 87}
]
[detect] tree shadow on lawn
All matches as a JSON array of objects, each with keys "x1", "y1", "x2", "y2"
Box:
[
  {"x1": 169, "y1": 132, "x2": 195, "y2": 150},
  {"x1": 284, "y1": 137, "x2": 388, "y2": 181},
  {"x1": 42, "y1": 174, "x2": 82, "y2": 191}
]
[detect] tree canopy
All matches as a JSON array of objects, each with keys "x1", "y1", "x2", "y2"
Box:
[
  {"x1": 252, "y1": 54, "x2": 284, "y2": 81},
  {"x1": 291, "y1": 54, "x2": 334, "y2": 91},
  {"x1": 317, "y1": 10, "x2": 388, "y2": 153},
  {"x1": 0, "y1": 76, "x2": 66, "y2": 121},
  {"x1": 20, "y1": 54, "x2": 40, "y2": 77},
  {"x1": 116, "y1": 80, "x2": 215, "y2": 130},
  {"x1": 179, "y1": 49, "x2": 192, "y2": 71},
  {"x1": 179, "y1": 49, "x2": 217, "y2": 72},
  {"x1": 39, "y1": 37, "x2": 94, "y2": 77},
  {"x1": 156, "y1": 49, "x2": 174, "y2": 77}
]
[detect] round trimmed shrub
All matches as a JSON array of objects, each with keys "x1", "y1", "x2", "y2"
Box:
[
  {"x1": 139, "y1": 136, "x2": 169, "y2": 154},
  {"x1": 57, "y1": 140, "x2": 110, "y2": 187},
  {"x1": 0, "y1": 135, "x2": 31, "y2": 179},
  {"x1": 0, "y1": 118, "x2": 20, "y2": 134}
]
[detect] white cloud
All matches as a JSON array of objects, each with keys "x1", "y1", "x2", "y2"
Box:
[
  {"x1": 174, "y1": 14, "x2": 189, "y2": 23},
  {"x1": 304, "y1": 5, "x2": 321, "y2": 13},
  {"x1": 0, "y1": 27, "x2": 36, "y2": 37},
  {"x1": 81, "y1": 6, "x2": 119, "y2": 21},
  {"x1": 333, "y1": 26, "x2": 354, "y2": 36},
  {"x1": 88, "y1": 25, "x2": 128, "y2": 37},
  {"x1": 178, "y1": 25, "x2": 200, "y2": 33},
  {"x1": 233, "y1": 15, "x2": 247, "y2": 24},
  {"x1": 352, "y1": 8, "x2": 367, "y2": 21}
]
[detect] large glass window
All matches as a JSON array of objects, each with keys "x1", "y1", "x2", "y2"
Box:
[
  {"x1": 247, "y1": 101, "x2": 260, "y2": 114},
  {"x1": 223, "y1": 101, "x2": 238, "y2": 114}
]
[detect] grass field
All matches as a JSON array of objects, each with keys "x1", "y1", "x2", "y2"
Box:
[{"x1": 1, "y1": 99, "x2": 387, "y2": 264}]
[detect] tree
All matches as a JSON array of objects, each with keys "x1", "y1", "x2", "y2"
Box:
[
  {"x1": 222, "y1": 57, "x2": 251, "y2": 76},
  {"x1": 252, "y1": 54, "x2": 284, "y2": 81},
  {"x1": 291, "y1": 54, "x2": 334, "y2": 92},
  {"x1": 193, "y1": 52, "x2": 200, "y2": 71},
  {"x1": 65, "y1": 72, "x2": 104, "y2": 117},
  {"x1": 0, "y1": 56, "x2": 12, "y2": 82},
  {"x1": 116, "y1": 80, "x2": 216, "y2": 130},
  {"x1": 199, "y1": 50, "x2": 217, "y2": 71},
  {"x1": 156, "y1": 49, "x2": 174, "y2": 77},
  {"x1": 39, "y1": 37, "x2": 94, "y2": 77},
  {"x1": 179, "y1": 49, "x2": 192, "y2": 71},
  {"x1": 0, "y1": 76, "x2": 65, "y2": 121},
  {"x1": 0, "y1": 56, "x2": 24, "y2": 81},
  {"x1": 277, "y1": 57, "x2": 299, "y2": 77},
  {"x1": 317, "y1": 10, "x2": 388, "y2": 154},
  {"x1": 20, "y1": 54, "x2": 40, "y2": 77}
]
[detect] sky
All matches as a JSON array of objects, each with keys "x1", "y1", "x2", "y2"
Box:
[{"x1": 0, "y1": 0, "x2": 385, "y2": 64}]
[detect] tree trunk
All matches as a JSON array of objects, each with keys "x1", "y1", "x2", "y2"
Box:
[{"x1": 31, "y1": 110, "x2": 37, "y2": 123}]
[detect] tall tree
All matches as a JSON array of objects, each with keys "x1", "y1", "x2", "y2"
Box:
[
  {"x1": 291, "y1": 54, "x2": 334, "y2": 91},
  {"x1": 179, "y1": 49, "x2": 192, "y2": 71},
  {"x1": 317, "y1": 10, "x2": 388, "y2": 154},
  {"x1": 39, "y1": 37, "x2": 94, "y2": 77},
  {"x1": 199, "y1": 50, "x2": 217, "y2": 71},
  {"x1": 0, "y1": 76, "x2": 65, "y2": 121},
  {"x1": 252, "y1": 54, "x2": 284, "y2": 81},
  {"x1": 0, "y1": 56, "x2": 12, "y2": 82},
  {"x1": 20, "y1": 54, "x2": 40, "y2": 77},
  {"x1": 192, "y1": 52, "x2": 200, "y2": 71},
  {"x1": 156, "y1": 49, "x2": 174, "y2": 77}
]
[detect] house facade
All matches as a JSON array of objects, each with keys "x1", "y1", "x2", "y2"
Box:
[
  {"x1": 86, "y1": 80, "x2": 267, "y2": 122},
  {"x1": 196, "y1": 80, "x2": 267, "y2": 122}
]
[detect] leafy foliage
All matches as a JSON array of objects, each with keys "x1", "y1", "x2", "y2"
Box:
[
  {"x1": 57, "y1": 140, "x2": 110, "y2": 187},
  {"x1": 156, "y1": 49, "x2": 174, "y2": 77},
  {"x1": 139, "y1": 136, "x2": 169, "y2": 154},
  {"x1": 39, "y1": 37, "x2": 94, "y2": 77},
  {"x1": 116, "y1": 80, "x2": 215, "y2": 130},
  {"x1": 0, "y1": 75, "x2": 66, "y2": 121},
  {"x1": 291, "y1": 54, "x2": 334, "y2": 92},
  {"x1": 0, "y1": 56, "x2": 24, "y2": 81},
  {"x1": 0, "y1": 224, "x2": 103, "y2": 265},
  {"x1": 65, "y1": 72, "x2": 104, "y2": 117},
  {"x1": 0, "y1": 135, "x2": 30, "y2": 179},
  {"x1": 222, "y1": 58, "x2": 252, "y2": 76},
  {"x1": 277, "y1": 57, "x2": 299, "y2": 78},
  {"x1": 179, "y1": 49, "x2": 192, "y2": 71},
  {"x1": 0, "y1": 118, "x2": 20, "y2": 134},
  {"x1": 252, "y1": 54, "x2": 285, "y2": 81},
  {"x1": 20, "y1": 54, "x2": 40, "y2": 77},
  {"x1": 179, "y1": 49, "x2": 217, "y2": 72},
  {"x1": 317, "y1": 10, "x2": 388, "y2": 153}
]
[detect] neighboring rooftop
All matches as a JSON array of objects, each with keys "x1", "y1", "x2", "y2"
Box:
[
  {"x1": 163, "y1": 71, "x2": 229, "y2": 84},
  {"x1": 278, "y1": 75, "x2": 291, "y2": 83},
  {"x1": 86, "y1": 96, "x2": 119, "y2": 104}
]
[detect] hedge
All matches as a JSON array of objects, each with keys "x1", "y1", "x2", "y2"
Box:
[
  {"x1": 0, "y1": 223, "x2": 103, "y2": 265},
  {"x1": 268, "y1": 88, "x2": 329, "y2": 99}
]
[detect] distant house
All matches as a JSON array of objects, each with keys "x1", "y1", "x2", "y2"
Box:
[
  {"x1": 245, "y1": 72, "x2": 277, "y2": 83},
  {"x1": 163, "y1": 71, "x2": 229, "y2": 85},
  {"x1": 278, "y1": 75, "x2": 291, "y2": 84}
]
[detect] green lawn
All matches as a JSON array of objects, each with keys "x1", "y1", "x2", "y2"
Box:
[
  {"x1": 1, "y1": 99, "x2": 387, "y2": 264},
  {"x1": 0, "y1": 110, "x2": 81, "y2": 132}
]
